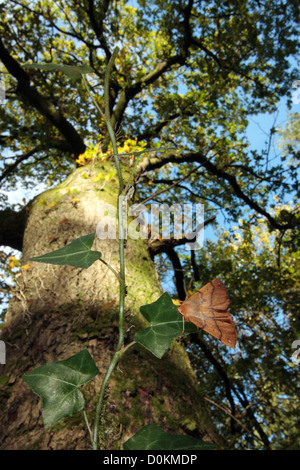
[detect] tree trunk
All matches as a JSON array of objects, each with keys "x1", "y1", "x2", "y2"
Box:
[{"x1": 0, "y1": 161, "x2": 224, "y2": 450}]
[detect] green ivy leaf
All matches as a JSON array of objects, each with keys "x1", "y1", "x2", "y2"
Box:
[
  {"x1": 22, "y1": 350, "x2": 99, "y2": 428},
  {"x1": 123, "y1": 424, "x2": 217, "y2": 450},
  {"x1": 23, "y1": 63, "x2": 94, "y2": 79},
  {"x1": 29, "y1": 233, "x2": 102, "y2": 268},
  {"x1": 134, "y1": 293, "x2": 197, "y2": 359}
]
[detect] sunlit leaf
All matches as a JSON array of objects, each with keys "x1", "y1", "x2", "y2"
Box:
[
  {"x1": 134, "y1": 293, "x2": 197, "y2": 359},
  {"x1": 29, "y1": 233, "x2": 101, "y2": 268}
]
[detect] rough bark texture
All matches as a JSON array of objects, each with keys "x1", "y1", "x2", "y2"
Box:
[{"x1": 0, "y1": 161, "x2": 224, "y2": 450}]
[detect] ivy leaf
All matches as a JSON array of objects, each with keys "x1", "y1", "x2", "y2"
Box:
[
  {"x1": 123, "y1": 424, "x2": 217, "y2": 450},
  {"x1": 23, "y1": 63, "x2": 94, "y2": 80},
  {"x1": 29, "y1": 233, "x2": 102, "y2": 268},
  {"x1": 134, "y1": 293, "x2": 197, "y2": 359},
  {"x1": 22, "y1": 350, "x2": 99, "y2": 428}
]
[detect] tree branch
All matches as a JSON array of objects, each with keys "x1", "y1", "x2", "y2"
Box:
[
  {"x1": 0, "y1": 206, "x2": 29, "y2": 250},
  {"x1": 149, "y1": 217, "x2": 215, "y2": 300},
  {"x1": 233, "y1": 384, "x2": 271, "y2": 449},
  {"x1": 191, "y1": 334, "x2": 237, "y2": 431},
  {"x1": 0, "y1": 37, "x2": 86, "y2": 157},
  {"x1": 137, "y1": 150, "x2": 296, "y2": 231},
  {"x1": 0, "y1": 147, "x2": 41, "y2": 183},
  {"x1": 110, "y1": 53, "x2": 189, "y2": 133},
  {"x1": 87, "y1": 0, "x2": 111, "y2": 58}
]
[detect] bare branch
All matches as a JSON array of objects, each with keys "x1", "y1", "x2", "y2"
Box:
[{"x1": 0, "y1": 147, "x2": 41, "y2": 184}]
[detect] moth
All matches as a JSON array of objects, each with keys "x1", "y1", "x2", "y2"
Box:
[{"x1": 177, "y1": 278, "x2": 237, "y2": 348}]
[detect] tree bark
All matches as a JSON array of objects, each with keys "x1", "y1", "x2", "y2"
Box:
[{"x1": 0, "y1": 161, "x2": 224, "y2": 450}]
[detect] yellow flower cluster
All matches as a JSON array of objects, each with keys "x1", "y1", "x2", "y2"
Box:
[{"x1": 76, "y1": 139, "x2": 149, "y2": 167}]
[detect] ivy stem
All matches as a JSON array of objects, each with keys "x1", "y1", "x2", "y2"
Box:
[
  {"x1": 82, "y1": 75, "x2": 105, "y2": 121},
  {"x1": 102, "y1": 46, "x2": 126, "y2": 350},
  {"x1": 99, "y1": 258, "x2": 122, "y2": 282},
  {"x1": 92, "y1": 46, "x2": 128, "y2": 450},
  {"x1": 83, "y1": 410, "x2": 93, "y2": 446},
  {"x1": 104, "y1": 47, "x2": 123, "y2": 192},
  {"x1": 92, "y1": 342, "x2": 135, "y2": 450}
]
